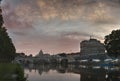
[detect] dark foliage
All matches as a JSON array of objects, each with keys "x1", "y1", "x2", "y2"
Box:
[
  {"x1": 58, "y1": 53, "x2": 67, "y2": 57},
  {"x1": 104, "y1": 29, "x2": 120, "y2": 57},
  {"x1": 0, "y1": 8, "x2": 16, "y2": 62}
]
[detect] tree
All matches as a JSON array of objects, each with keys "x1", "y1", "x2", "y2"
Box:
[
  {"x1": 0, "y1": 5, "x2": 16, "y2": 62},
  {"x1": 58, "y1": 53, "x2": 67, "y2": 57},
  {"x1": 104, "y1": 29, "x2": 120, "y2": 57}
]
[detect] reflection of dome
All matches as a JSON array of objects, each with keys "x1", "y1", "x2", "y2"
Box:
[
  {"x1": 80, "y1": 38, "x2": 105, "y2": 55},
  {"x1": 38, "y1": 69, "x2": 43, "y2": 75},
  {"x1": 38, "y1": 66, "x2": 44, "y2": 75}
]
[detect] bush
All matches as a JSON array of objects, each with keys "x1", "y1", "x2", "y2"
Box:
[{"x1": 0, "y1": 63, "x2": 26, "y2": 81}]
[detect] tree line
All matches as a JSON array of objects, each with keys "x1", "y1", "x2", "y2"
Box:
[
  {"x1": 104, "y1": 29, "x2": 120, "y2": 57},
  {"x1": 0, "y1": 8, "x2": 16, "y2": 62}
]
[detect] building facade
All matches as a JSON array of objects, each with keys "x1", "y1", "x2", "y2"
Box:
[{"x1": 80, "y1": 38, "x2": 105, "y2": 55}]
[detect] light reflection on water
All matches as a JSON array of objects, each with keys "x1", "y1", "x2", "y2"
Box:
[
  {"x1": 24, "y1": 64, "x2": 120, "y2": 81},
  {"x1": 25, "y1": 69, "x2": 80, "y2": 81}
]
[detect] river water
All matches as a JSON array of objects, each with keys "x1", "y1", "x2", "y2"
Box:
[
  {"x1": 25, "y1": 69, "x2": 79, "y2": 81},
  {"x1": 24, "y1": 64, "x2": 120, "y2": 81}
]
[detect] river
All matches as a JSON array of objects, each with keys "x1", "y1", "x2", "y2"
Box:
[{"x1": 24, "y1": 64, "x2": 120, "y2": 81}]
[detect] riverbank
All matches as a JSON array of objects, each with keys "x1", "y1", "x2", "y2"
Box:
[{"x1": 0, "y1": 63, "x2": 26, "y2": 81}]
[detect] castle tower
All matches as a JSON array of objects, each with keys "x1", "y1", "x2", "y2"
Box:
[{"x1": 80, "y1": 38, "x2": 105, "y2": 55}]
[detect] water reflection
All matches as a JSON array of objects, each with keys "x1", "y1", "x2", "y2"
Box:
[
  {"x1": 0, "y1": 63, "x2": 26, "y2": 81},
  {"x1": 24, "y1": 64, "x2": 120, "y2": 81}
]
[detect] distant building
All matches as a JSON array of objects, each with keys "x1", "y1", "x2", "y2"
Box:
[
  {"x1": 38, "y1": 50, "x2": 44, "y2": 56},
  {"x1": 35, "y1": 50, "x2": 51, "y2": 62},
  {"x1": 80, "y1": 38, "x2": 105, "y2": 55},
  {"x1": 35, "y1": 50, "x2": 50, "y2": 58},
  {"x1": 76, "y1": 38, "x2": 110, "y2": 61}
]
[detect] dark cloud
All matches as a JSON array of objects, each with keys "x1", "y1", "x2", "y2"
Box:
[
  {"x1": 2, "y1": 1, "x2": 34, "y2": 30},
  {"x1": 1, "y1": 0, "x2": 120, "y2": 55},
  {"x1": 2, "y1": 0, "x2": 120, "y2": 26},
  {"x1": 12, "y1": 31, "x2": 28, "y2": 36}
]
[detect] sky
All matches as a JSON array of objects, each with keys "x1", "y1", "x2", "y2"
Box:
[{"x1": 1, "y1": 0, "x2": 120, "y2": 55}]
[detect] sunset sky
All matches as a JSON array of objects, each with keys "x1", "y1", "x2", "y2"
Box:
[{"x1": 1, "y1": 0, "x2": 120, "y2": 55}]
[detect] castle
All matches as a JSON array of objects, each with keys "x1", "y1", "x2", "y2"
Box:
[
  {"x1": 78, "y1": 38, "x2": 109, "y2": 60},
  {"x1": 80, "y1": 38, "x2": 105, "y2": 55}
]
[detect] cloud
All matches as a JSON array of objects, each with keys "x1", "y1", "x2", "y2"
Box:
[
  {"x1": 86, "y1": 2, "x2": 115, "y2": 24},
  {"x1": 1, "y1": 1, "x2": 34, "y2": 30},
  {"x1": 1, "y1": 0, "x2": 120, "y2": 54},
  {"x1": 2, "y1": 0, "x2": 120, "y2": 30},
  {"x1": 12, "y1": 31, "x2": 29, "y2": 36}
]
